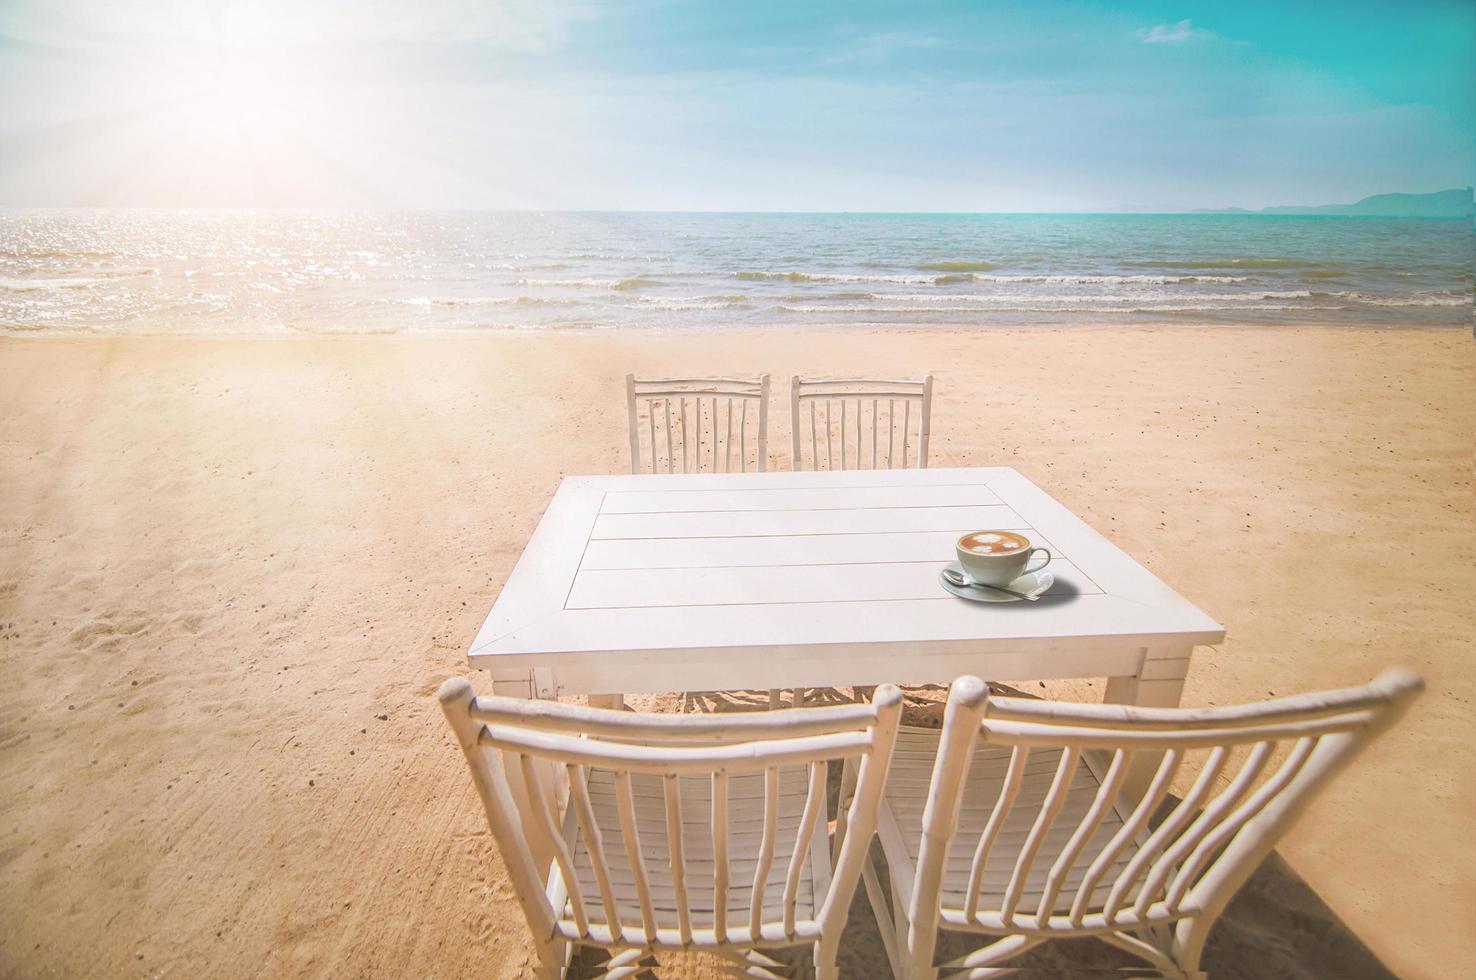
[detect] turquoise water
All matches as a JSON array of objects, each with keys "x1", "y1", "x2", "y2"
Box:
[{"x1": 1, "y1": 210, "x2": 1470, "y2": 332}]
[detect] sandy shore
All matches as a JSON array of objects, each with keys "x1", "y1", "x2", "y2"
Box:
[{"x1": 1, "y1": 326, "x2": 1471, "y2": 978}]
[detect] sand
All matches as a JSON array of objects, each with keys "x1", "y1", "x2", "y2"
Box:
[{"x1": 1, "y1": 326, "x2": 1471, "y2": 978}]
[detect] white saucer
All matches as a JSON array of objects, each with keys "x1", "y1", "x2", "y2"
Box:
[{"x1": 939, "y1": 561, "x2": 1054, "y2": 603}]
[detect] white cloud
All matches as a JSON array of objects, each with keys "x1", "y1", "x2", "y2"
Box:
[{"x1": 1134, "y1": 19, "x2": 1217, "y2": 45}]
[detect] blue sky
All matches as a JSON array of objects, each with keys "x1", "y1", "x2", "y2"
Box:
[{"x1": 0, "y1": 0, "x2": 1471, "y2": 210}]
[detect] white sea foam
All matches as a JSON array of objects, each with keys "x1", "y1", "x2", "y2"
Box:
[
  {"x1": 735, "y1": 271, "x2": 937, "y2": 284},
  {"x1": 778, "y1": 303, "x2": 1348, "y2": 314},
  {"x1": 517, "y1": 277, "x2": 660, "y2": 290},
  {"x1": 1329, "y1": 291, "x2": 1472, "y2": 308},
  {"x1": 805, "y1": 291, "x2": 1319, "y2": 305},
  {"x1": 399, "y1": 295, "x2": 582, "y2": 307},
  {"x1": 633, "y1": 295, "x2": 750, "y2": 311},
  {"x1": 964, "y1": 274, "x2": 1254, "y2": 284},
  {"x1": 741, "y1": 271, "x2": 1254, "y2": 285}
]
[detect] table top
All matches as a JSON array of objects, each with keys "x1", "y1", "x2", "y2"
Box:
[{"x1": 467, "y1": 467, "x2": 1224, "y2": 695}]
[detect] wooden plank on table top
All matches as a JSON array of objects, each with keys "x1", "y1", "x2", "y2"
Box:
[
  {"x1": 592, "y1": 505, "x2": 1023, "y2": 540},
  {"x1": 580, "y1": 530, "x2": 1066, "y2": 571},
  {"x1": 566, "y1": 559, "x2": 1100, "y2": 610},
  {"x1": 600, "y1": 484, "x2": 1005, "y2": 514}
]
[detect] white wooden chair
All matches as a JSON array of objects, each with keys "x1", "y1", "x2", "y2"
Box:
[
  {"x1": 789, "y1": 376, "x2": 933, "y2": 470},
  {"x1": 439, "y1": 679, "x2": 904, "y2": 979},
  {"x1": 626, "y1": 374, "x2": 770, "y2": 474},
  {"x1": 864, "y1": 670, "x2": 1423, "y2": 979}
]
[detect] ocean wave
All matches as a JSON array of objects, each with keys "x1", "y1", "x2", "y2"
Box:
[
  {"x1": 735, "y1": 271, "x2": 937, "y2": 284},
  {"x1": 1328, "y1": 291, "x2": 1473, "y2": 308},
  {"x1": 917, "y1": 260, "x2": 997, "y2": 272},
  {"x1": 634, "y1": 294, "x2": 750, "y2": 311},
  {"x1": 787, "y1": 290, "x2": 1321, "y2": 305},
  {"x1": 738, "y1": 270, "x2": 1255, "y2": 286},
  {"x1": 778, "y1": 303, "x2": 1349, "y2": 315},
  {"x1": 399, "y1": 295, "x2": 583, "y2": 308},
  {"x1": 516, "y1": 276, "x2": 661, "y2": 290},
  {"x1": 964, "y1": 274, "x2": 1254, "y2": 285}
]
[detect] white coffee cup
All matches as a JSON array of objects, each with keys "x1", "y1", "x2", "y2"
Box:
[{"x1": 955, "y1": 530, "x2": 1051, "y2": 587}]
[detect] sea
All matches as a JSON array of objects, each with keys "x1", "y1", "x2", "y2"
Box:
[{"x1": 1, "y1": 210, "x2": 1470, "y2": 333}]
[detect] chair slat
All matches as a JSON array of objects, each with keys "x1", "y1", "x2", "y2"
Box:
[
  {"x1": 825, "y1": 400, "x2": 834, "y2": 470},
  {"x1": 902, "y1": 399, "x2": 911, "y2": 468},
  {"x1": 964, "y1": 745, "x2": 1029, "y2": 920},
  {"x1": 663, "y1": 399, "x2": 674, "y2": 474},
  {"x1": 740, "y1": 399, "x2": 748, "y2": 473},
  {"x1": 782, "y1": 761, "x2": 827, "y2": 935},
  {"x1": 840, "y1": 400, "x2": 847, "y2": 469},
  {"x1": 647, "y1": 401, "x2": 657, "y2": 475},
  {"x1": 679, "y1": 398, "x2": 689, "y2": 473},
  {"x1": 887, "y1": 399, "x2": 895, "y2": 468},
  {"x1": 518, "y1": 754, "x2": 590, "y2": 936},
  {"x1": 724, "y1": 398, "x2": 733, "y2": 472},
  {"x1": 625, "y1": 375, "x2": 641, "y2": 475},
  {"x1": 663, "y1": 774, "x2": 693, "y2": 944},
  {"x1": 712, "y1": 771, "x2": 730, "y2": 939},
  {"x1": 615, "y1": 770, "x2": 658, "y2": 944},
  {"x1": 809, "y1": 401, "x2": 818, "y2": 471},
  {"x1": 568, "y1": 763, "x2": 624, "y2": 942},
  {"x1": 1035, "y1": 748, "x2": 1131, "y2": 920},
  {"x1": 748, "y1": 767, "x2": 781, "y2": 941},
  {"x1": 999, "y1": 747, "x2": 1079, "y2": 924},
  {"x1": 870, "y1": 399, "x2": 878, "y2": 468}
]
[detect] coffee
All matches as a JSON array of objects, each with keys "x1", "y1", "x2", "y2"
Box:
[
  {"x1": 954, "y1": 530, "x2": 1053, "y2": 588},
  {"x1": 958, "y1": 531, "x2": 1029, "y2": 556}
]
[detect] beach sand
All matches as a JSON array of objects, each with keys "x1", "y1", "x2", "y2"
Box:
[{"x1": 1, "y1": 326, "x2": 1471, "y2": 978}]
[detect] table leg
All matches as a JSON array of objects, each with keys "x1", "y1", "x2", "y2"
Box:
[{"x1": 1104, "y1": 644, "x2": 1191, "y2": 799}]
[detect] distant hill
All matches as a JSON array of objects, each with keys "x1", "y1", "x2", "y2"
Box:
[{"x1": 1195, "y1": 188, "x2": 1473, "y2": 218}]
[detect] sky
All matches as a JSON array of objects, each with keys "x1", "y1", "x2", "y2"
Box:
[{"x1": 0, "y1": 0, "x2": 1472, "y2": 211}]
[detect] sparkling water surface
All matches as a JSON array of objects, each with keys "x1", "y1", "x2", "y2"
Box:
[{"x1": 1, "y1": 210, "x2": 1470, "y2": 333}]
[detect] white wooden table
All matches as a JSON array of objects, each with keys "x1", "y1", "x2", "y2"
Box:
[{"x1": 468, "y1": 467, "x2": 1224, "y2": 708}]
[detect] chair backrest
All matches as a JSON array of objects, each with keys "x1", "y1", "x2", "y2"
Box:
[
  {"x1": 789, "y1": 376, "x2": 933, "y2": 470},
  {"x1": 626, "y1": 374, "x2": 770, "y2": 474},
  {"x1": 914, "y1": 671, "x2": 1422, "y2": 939},
  {"x1": 440, "y1": 680, "x2": 903, "y2": 952}
]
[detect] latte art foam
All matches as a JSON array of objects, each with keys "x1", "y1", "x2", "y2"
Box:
[{"x1": 959, "y1": 531, "x2": 1029, "y2": 555}]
